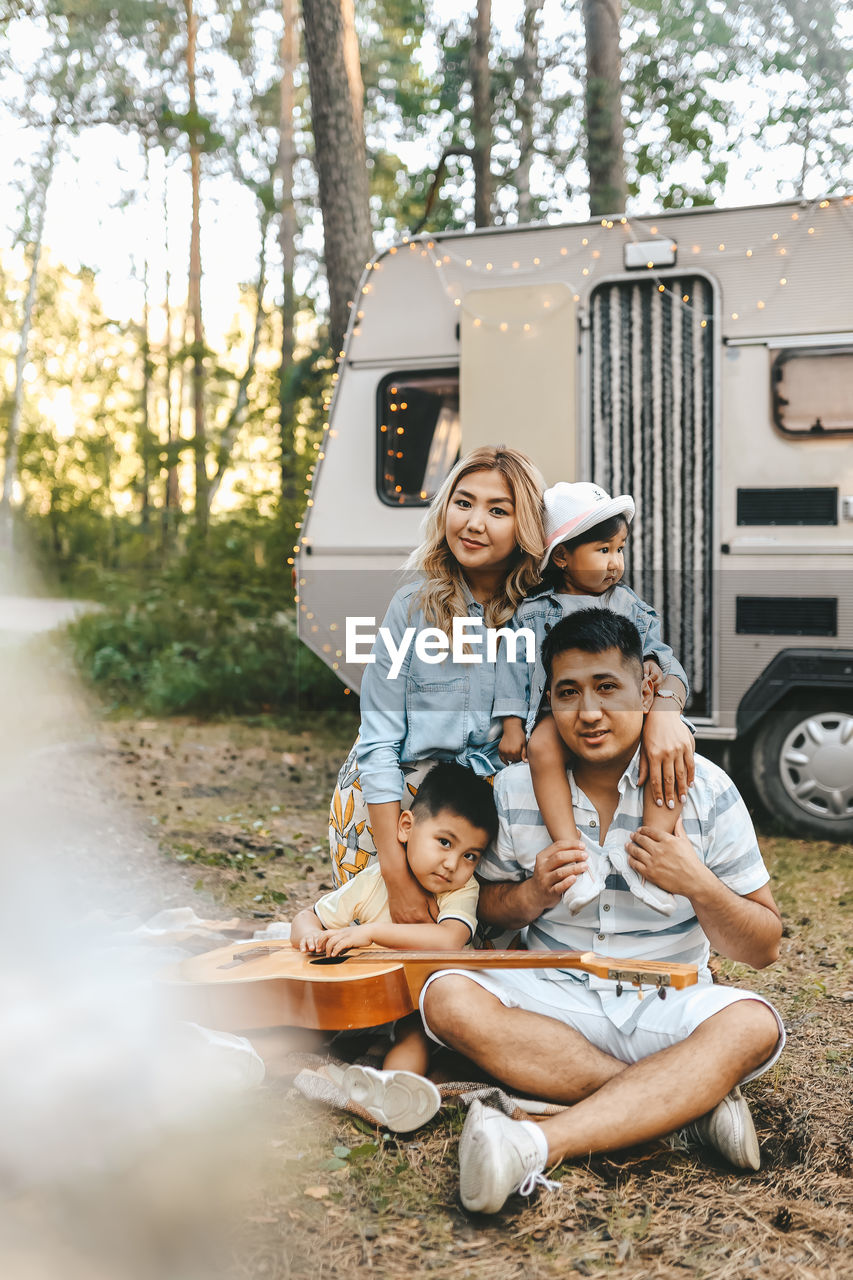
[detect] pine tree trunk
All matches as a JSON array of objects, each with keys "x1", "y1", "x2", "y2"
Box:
[
  {"x1": 185, "y1": 0, "x2": 208, "y2": 534},
  {"x1": 1, "y1": 130, "x2": 56, "y2": 541},
  {"x1": 279, "y1": 0, "x2": 298, "y2": 509},
  {"x1": 581, "y1": 0, "x2": 627, "y2": 217},
  {"x1": 515, "y1": 0, "x2": 544, "y2": 224},
  {"x1": 471, "y1": 0, "x2": 492, "y2": 227},
  {"x1": 301, "y1": 0, "x2": 372, "y2": 355}
]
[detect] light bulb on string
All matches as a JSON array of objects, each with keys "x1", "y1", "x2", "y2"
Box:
[{"x1": 427, "y1": 196, "x2": 846, "y2": 336}]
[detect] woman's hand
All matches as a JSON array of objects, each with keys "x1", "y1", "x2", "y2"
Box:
[
  {"x1": 368, "y1": 800, "x2": 438, "y2": 923},
  {"x1": 385, "y1": 872, "x2": 439, "y2": 924},
  {"x1": 638, "y1": 698, "x2": 695, "y2": 811},
  {"x1": 499, "y1": 717, "x2": 527, "y2": 764}
]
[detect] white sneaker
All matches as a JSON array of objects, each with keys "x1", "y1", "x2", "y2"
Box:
[
  {"x1": 459, "y1": 1099, "x2": 559, "y2": 1214},
  {"x1": 609, "y1": 846, "x2": 676, "y2": 916},
  {"x1": 341, "y1": 1065, "x2": 441, "y2": 1132},
  {"x1": 684, "y1": 1087, "x2": 761, "y2": 1171},
  {"x1": 562, "y1": 863, "x2": 606, "y2": 914}
]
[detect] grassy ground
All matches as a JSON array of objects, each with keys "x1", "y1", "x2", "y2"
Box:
[{"x1": 102, "y1": 713, "x2": 853, "y2": 1280}]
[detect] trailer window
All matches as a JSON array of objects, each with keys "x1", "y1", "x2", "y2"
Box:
[
  {"x1": 377, "y1": 369, "x2": 460, "y2": 505},
  {"x1": 772, "y1": 346, "x2": 853, "y2": 435}
]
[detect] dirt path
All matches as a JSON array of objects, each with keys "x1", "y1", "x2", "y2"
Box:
[{"x1": 95, "y1": 712, "x2": 359, "y2": 920}]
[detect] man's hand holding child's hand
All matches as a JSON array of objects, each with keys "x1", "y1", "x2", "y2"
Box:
[
  {"x1": 626, "y1": 818, "x2": 709, "y2": 899},
  {"x1": 527, "y1": 840, "x2": 588, "y2": 914}
]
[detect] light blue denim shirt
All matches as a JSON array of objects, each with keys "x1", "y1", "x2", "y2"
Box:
[
  {"x1": 493, "y1": 584, "x2": 690, "y2": 736},
  {"x1": 356, "y1": 580, "x2": 505, "y2": 804}
]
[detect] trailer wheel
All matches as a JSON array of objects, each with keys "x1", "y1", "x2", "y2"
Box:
[{"x1": 751, "y1": 695, "x2": 853, "y2": 840}]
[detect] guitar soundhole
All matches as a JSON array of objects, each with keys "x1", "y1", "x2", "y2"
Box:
[{"x1": 309, "y1": 955, "x2": 350, "y2": 965}]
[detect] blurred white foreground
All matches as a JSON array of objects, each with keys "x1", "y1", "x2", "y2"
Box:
[{"x1": 0, "y1": 562, "x2": 273, "y2": 1280}]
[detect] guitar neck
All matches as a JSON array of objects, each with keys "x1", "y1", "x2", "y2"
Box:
[{"x1": 350, "y1": 948, "x2": 698, "y2": 991}]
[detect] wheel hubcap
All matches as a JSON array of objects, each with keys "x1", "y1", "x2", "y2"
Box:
[{"x1": 780, "y1": 712, "x2": 853, "y2": 820}]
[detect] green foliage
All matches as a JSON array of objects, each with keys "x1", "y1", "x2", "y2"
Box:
[
  {"x1": 360, "y1": 0, "x2": 853, "y2": 231},
  {"x1": 4, "y1": 0, "x2": 851, "y2": 725},
  {"x1": 66, "y1": 569, "x2": 348, "y2": 717}
]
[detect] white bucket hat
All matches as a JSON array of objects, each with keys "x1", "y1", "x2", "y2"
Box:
[{"x1": 541, "y1": 481, "x2": 635, "y2": 571}]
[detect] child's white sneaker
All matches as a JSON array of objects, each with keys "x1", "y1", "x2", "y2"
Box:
[
  {"x1": 561, "y1": 860, "x2": 607, "y2": 914},
  {"x1": 341, "y1": 1064, "x2": 441, "y2": 1132},
  {"x1": 561, "y1": 835, "x2": 606, "y2": 914},
  {"x1": 608, "y1": 845, "x2": 676, "y2": 915}
]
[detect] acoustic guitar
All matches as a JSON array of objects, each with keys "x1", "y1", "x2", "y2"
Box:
[{"x1": 158, "y1": 940, "x2": 699, "y2": 1033}]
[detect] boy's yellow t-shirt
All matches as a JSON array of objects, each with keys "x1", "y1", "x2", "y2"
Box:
[{"x1": 313, "y1": 864, "x2": 479, "y2": 940}]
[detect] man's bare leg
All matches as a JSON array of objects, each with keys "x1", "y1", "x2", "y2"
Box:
[
  {"x1": 423, "y1": 975, "x2": 780, "y2": 1151},
  {"x1": 537, "y1": 1000, "x2": 779, "y2": 1162},
  {"x1": 423, "y1": 975, "x2": 627, "y2": 1104}
]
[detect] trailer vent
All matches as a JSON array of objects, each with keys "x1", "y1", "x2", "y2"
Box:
[
  {"x1": 736, "y1": 597, "x2": 837, "y2": 636},
  {"x1": 589, "y1": 276, "x2": 715, "y2": 717},
  {"x1": 737, "y1": 487, "x2": 838, "y2": 526}
]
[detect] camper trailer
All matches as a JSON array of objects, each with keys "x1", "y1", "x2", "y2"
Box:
[{"x1": 296, "y1": 196, "x2": 853, "y2": 840}]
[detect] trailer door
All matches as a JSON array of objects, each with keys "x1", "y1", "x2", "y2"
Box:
[{"x1": 587, "y1": 276, "x2": 716, "y2": 719}]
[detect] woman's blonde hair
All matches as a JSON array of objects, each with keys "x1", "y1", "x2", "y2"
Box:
[{"x1": 406, "y1": 446, "x2": 545, "y2": 634}]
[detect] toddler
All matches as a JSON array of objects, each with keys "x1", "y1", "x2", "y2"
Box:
[{"x1": 494, "y1": 481, "x2": 694, "y2": 914}]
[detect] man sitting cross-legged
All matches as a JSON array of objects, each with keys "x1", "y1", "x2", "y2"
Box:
[{"x1": 421, "y1": 609, "x2": 784, "y2": 1215}]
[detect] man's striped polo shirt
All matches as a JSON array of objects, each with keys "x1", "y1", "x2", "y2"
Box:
[{"x1": 477, "y1": 750, "x2": 770, "y2": 1030}]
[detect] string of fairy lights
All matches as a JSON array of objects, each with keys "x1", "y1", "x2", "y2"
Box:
[
  {"x1": 420, "y1": 194, "x2": 852, "y2": 328},
  {"x1": 292, "y1": 194, "x2": 853, "y2": 634}
]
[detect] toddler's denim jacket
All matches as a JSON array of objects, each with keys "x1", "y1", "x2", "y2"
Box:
[{"x1": 493, "y1": 584, "x2": 690, "y2": 737}]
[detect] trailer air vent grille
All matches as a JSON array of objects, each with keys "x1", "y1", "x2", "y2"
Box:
[
  {"x1": 736, "y1": 597, "x2": 837, "y2": 636},
  {"x1": 737, "y1": 487, "x2": 838, "y2": 526}
]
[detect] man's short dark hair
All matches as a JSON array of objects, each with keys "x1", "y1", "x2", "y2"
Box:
[
  {"x1": 541, "y1": 609, "x2": 644, "y2": 686},
  {"x1": 410, "y1": 762, "x2": 498, "y2": 845}
]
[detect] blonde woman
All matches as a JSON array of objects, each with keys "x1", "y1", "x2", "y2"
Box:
[{"x1": 329, "y1": 446, "x2": 545, "y2": 924}]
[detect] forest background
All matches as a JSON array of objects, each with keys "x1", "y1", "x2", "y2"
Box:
[{"x1": 1, "y1": 0, "x2": 851, "y2": 718}]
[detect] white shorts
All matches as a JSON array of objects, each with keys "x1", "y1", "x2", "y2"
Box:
[{"x1": 420, "y1": 968, "x2": 785, "y2": 1085}]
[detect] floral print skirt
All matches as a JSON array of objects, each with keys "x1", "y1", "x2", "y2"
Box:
[{"x1": 328, "y1": 740, "x2": 441, "y2": 886}]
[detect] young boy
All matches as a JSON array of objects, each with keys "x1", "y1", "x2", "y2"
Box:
[
  {"x1": 289, "y1": 762, "x2": 497, "y2": 1132},
  {"x1": 494, "y1": 481, "x2": 694, "y2": 915}
]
